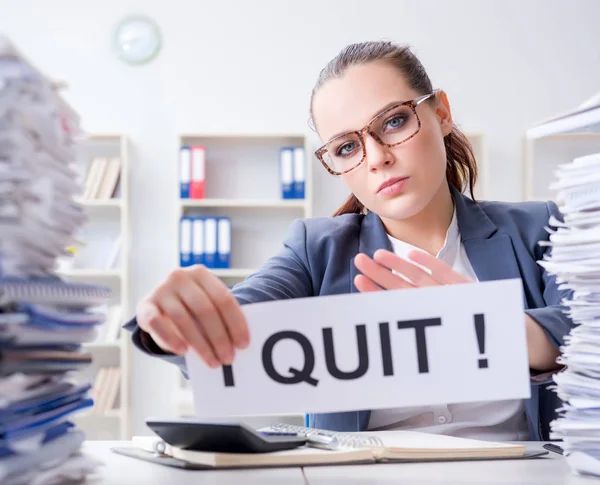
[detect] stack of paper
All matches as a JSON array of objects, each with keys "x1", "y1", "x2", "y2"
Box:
[
  {"x1": 539, "y1": 152, "x2": 600, "y2": 477},
  {"x1": 0, "y1": 36, "x2": 111, "y2": 484}
]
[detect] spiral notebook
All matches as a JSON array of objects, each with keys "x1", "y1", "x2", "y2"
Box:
[
  {"x1": 0, "y1": 279, "x2": 111, "y2": 306},
  {"x1": 112, "y1": 422, "x2": 545, "y2": 470}
]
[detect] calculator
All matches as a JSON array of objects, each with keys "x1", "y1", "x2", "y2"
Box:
[{"x1": 145, "y1": 419, "x2": 308, "y2": 454}]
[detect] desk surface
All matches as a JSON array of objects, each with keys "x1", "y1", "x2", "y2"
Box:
[
  {"x1": 82, "y1": 441, "x2": 305, "y2": 485},
  {"x1": 83, "y1": 441, "x2": 597, "y2": 485}
]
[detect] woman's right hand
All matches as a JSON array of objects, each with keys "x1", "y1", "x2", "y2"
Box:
[{"x1": 135, "y1": 265, "x2": 250, "y2": 368}]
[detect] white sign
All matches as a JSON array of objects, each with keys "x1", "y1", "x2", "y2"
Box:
[{"x1": 185, "y1": 279, "x2": 531, "y2": 418}]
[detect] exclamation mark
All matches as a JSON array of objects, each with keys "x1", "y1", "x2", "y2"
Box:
[{"x1": 474, "y1": 314, "x2": 488, "y2": 369}]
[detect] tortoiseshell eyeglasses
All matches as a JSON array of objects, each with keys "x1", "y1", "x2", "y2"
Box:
[{"x1": 315, "y1": 91, "x2": 438, "y2": 176}]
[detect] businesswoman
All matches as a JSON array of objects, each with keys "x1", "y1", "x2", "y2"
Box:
[{"x1": 126, "y1": 41, "x2": 573, "y2": 441}]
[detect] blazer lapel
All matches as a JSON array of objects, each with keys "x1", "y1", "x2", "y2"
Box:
[
  {"x1": 350, "y1": 211, "x2": 392, "y2": 293},
  {"x1": 352, "y1": 188, "x2": 524, "y2": 289},
  {"x1": 453, "y1": 186, "x2": 524, "y2": 288}
]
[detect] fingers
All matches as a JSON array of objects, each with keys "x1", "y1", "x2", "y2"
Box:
[
  {"x1": 354, "y1": 253, "x2": 415, "y2": 291},
  {"x1": 137, "y1": 301, "x2": 188, "y2": 356},
  {"x1": 168, "y1": 272, "x2": 234, "y2": 365},
  {"x1": 137, "y1": 265, "x2": 250, "y2": 370},
  {"x1": 354, "y1": 274, "x2": 383, "y2": 293},
  {"x1": 372, "y1": 249, "x2": 440, "y2": 287},
  {"x1": 156, "y1": 292, "x2": 221, "y2": 368},
  {"x1": 406, "y1": 250, "x2": 472, "y2": 284},
  {"x1": 188, "y1": 266, "x2": 250, "y2": 350},
  {"x1": 355, "y1": 248, "x2": 473, "y2": 291}
]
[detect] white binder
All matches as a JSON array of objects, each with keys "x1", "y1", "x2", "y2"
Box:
[
  {"x1": 203, "y1": 217, "x2": 217, "y2": 268},
  {"x1": 179, "y1": 218, "x2": 192, "y2": 267},
  {"x1": 217, "y1": 218, "x2": 231, "y2": 268},
  {"x1": 192, "y1": 218, "x2": 205, "y2": 265}
]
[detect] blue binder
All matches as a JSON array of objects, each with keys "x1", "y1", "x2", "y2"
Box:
[
  {"x1": 0, "y1": 384, "x2": 91, "y2": 423},
  {"x1": 192, "y1": 218, "x2": 205, "y2": 266},
  {"x1": 203, "y1": 217, "x2": 218, "y2": 268},
  {"x1": 280, "y1": 147, "x2": 294, "y2": 199},
  {"x1": 0, "y1": 397, "x2": 93, "y2": 435},
  {"x1": 179, "y1": 217, "x2": 193, "y2": 267},
  {"x1": 293, "y1": 147, "x2": 305, "y2": 199},
  {"x1": 0, "y1": 421, "x2": 75, "y2": 458},
  {"x1": 179, "y1": 146, "x2": 191, "y2": 199},
  {"x1": 216, "y1": 217, "x2": 231, "y2": 269}
]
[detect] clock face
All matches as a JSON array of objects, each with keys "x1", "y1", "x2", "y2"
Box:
[{"x1": 113, "y1": 16, "x2": 162, "y2": 65}]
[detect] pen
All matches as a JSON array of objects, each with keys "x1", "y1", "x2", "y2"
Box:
[
  {"x1": 543, "y1": 443, "x2": 564, "y2": 455},
  {"x1": 259, "y1": 431, "x2": 340, "y2": 450}
]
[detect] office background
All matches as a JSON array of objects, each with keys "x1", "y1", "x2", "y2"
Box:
[{"x1": 1, "y1": 0, "x2": 599, "y2": 437}]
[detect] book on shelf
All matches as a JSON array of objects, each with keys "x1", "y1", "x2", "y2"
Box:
[
  {"x1": 91, "y1": 366, "x2": 121, "y2": 414},
  {"x1": 81, "y1": 156, "x2": 122, "y2": 200}
]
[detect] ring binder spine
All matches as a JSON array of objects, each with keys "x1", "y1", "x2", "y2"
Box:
[{"x1": 0, "y1": 280, "x2": 111, "y2": 306}]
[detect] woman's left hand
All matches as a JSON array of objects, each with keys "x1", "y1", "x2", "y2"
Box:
[{"x1": 353, "y1": 249, "x2": 472, "y2": 292}]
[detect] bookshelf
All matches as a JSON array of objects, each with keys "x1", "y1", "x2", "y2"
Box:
[
  {"x1": 176, "y1": 133, "x2": 312, "y2": 280},
  {"x1": 175, "y1": 133, "x2": 311, "y2": 424},
  {"x1": 58, "y1": 134, "x2": 131, "y2": 440},
  {"x1": 522, "y1": 133, "x2": 600, "y2": 201}
]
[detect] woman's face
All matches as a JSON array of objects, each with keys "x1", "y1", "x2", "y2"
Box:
[{"x1": 312, "y1": 61, "x2": 453, "y2": 221}]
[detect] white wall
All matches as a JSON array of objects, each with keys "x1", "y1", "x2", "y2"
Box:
[{"x1": 2, "y1": 0, "x2": 599, "y2": 436}]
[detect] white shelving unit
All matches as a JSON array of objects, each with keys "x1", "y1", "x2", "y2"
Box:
[
  {"x1": 522, "y1": 133, "x2": 600, "y2": 201},
  {"x1": 176, "y1": 133, "x2": 312, "y2": 283},
  {"x1": 58, "y1": 134, "x2": 131, "y2": 440},
  {"x1": 527, "y1": 99, "x2": 600, "y2": 139},
  {"x1": 525, "y1": 98, "x2": 600, "y2": 201},
  {"x1": 175, "y1": 133, "x2": 311, "y2": 424}
]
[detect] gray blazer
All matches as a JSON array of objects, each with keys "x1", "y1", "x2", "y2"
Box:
[{"x1": 125, "y1": 185, "x2": 573, "y2": 440}]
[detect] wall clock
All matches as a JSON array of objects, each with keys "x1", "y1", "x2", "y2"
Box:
[{"x1": 113, "y1": 15, "x2": 162, "y2": 65}]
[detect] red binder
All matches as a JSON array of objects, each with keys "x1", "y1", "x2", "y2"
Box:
[{"x1": 190, "y1": 145, "x2": 206, "y2": 199}]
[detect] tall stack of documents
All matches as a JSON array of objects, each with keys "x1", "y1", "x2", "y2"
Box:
[
  {"x1": 540, "y1": 152, "x2": 600, "y2": 477},
  {"x1": 0, "y1": 36, "x2": 111, "y2": 484}
]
